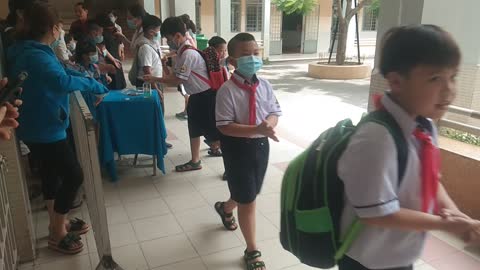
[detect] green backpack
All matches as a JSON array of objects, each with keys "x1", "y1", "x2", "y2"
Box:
[{"x1": 280, "y1": 110, "x2": 408, "y2": 268}]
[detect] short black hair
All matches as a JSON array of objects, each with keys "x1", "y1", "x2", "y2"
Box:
[
  {"x1": 75, "y1": 40, "x2": 97, "y2": 62},
  {"x1": 380, "y1": 25, "x2": 461, "y2": 76},
  {"x1": 142, "y1": 14, "x2": 162, "y2": 32},
  {"x1": 179, "y1": 14, "x2": 196, "y2": 33},
  {"x1": 96, "y1": 13, "x2": 114, "y2": 28},
  {"x1": 160, "y1": 17, "x2": 186, "y2": 37},
  {"x1": 227, "y1": 33, "x2": 256, "y2": 57},
  {"x1": 64, "y1": 33, "x2": 74, "y2": 43},
  {"x1": 108, "y1": 10, "x2": 118, "y2": 18},
  {"x1": 128, "y1": 4, "x2": 146, "y2": 19},
  {"x1": 208, "y1": 36, "x2": 226, "y2": 48},
  {"x1": 75, "y1": 2, "x2": 88, "y2": 10}
]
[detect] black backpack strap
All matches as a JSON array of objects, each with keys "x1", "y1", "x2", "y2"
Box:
[{"x1": 361, "y1": 110, "x2": 408, "y2": 186}]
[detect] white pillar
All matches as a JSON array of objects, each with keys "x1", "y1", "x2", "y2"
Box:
[
  {"x1": 143, "y1": 0, "x2": 156, "y2": 16},
  {"x1": 262, "y1": 0, "x2": 271, "y2": 60},
  {"x1": 215, "y1": 0, "x2": 231, "y2": 38},
  {"x1": 369, "y1": 0, "x2": 480, "y2": 116}
]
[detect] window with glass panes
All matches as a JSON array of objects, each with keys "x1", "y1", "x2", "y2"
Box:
[
  {"x1": 362, "y1": 6, "x2": 378, "y2": 31},
  {"x1": 246, "y1": 0, "x2": 263, "y2": 32},
  {"x1": 231, "y1": 0, "x2": 241, "y2": 32}
]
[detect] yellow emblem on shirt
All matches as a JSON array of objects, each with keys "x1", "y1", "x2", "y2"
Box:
[{"x1": 180, "y1": 65, "x2": 187, "y2": 73}]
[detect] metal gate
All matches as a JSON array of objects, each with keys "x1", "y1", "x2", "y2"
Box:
[
  {"x1": 0, "y1": 156, "x2": 18, "y2": 270},
  {"x1": 70, "y1": 92, "x2": 124, "y2": 270}
]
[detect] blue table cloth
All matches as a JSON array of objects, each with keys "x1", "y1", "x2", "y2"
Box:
[{"x1": 97, "y1": 90, "x2": 168, "y2": 181}]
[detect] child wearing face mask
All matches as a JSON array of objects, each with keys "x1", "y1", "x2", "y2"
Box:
[
  {"x1": 214, "y1": 33, "x2": 282, "y2": 270},
  {"x1": 65, "y1": 34, "x2": 76, "y2": 57}
]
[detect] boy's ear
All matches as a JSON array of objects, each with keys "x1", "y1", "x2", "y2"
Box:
[
  {"x1": 385, "y1": 72, "x2": 404, "y2": 92},
  {"x1": 227, "y1": 56, "x2": 237, "y2": 67}
]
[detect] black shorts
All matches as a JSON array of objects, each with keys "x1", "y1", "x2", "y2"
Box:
[
  {"x1": 187, "y1": 89, "x2": 220, "y2": 140},
  {"x1": 221, "y1": 136, "x2": 269, "y2": 204},
  {"x1": 338, "y1": 256, "x2": 413, "y2": 270}
]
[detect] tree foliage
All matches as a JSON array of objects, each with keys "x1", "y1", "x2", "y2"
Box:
[{"x1": 272, "y1": 0, "x2": 318, "y2": 15}]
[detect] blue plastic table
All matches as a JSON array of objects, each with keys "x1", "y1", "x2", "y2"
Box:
[{"x1": 97, "y1": 90, "x2": 167, "y2": 181}]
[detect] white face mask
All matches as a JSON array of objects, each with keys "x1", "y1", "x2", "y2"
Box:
[{"x1": 109, "y1": 15, "x2": 116, "y2": 23}]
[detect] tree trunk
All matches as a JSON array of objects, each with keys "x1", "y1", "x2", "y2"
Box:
[{"x1": 336, "y1": 19, "x2": 349, "y2": 65}]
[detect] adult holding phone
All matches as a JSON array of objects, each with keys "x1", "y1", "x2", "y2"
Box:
[
  {"x1": 7, "y1": 2, "x2": 108, "y2": 255},
  {"x1": 0, "y1": 78, "x2": 22, "y2": 140}
]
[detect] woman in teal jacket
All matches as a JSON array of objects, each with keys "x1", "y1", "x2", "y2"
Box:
[{"x1": 7, "y1": 2, "x2": 108, "y2": 255}]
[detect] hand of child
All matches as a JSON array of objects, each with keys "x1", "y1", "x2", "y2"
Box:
[
  {"x1": 113, "y1": 59, "x2": 122, "y2": 69},
  {"x1": 464, "y1": 221, "x2": 480, "y2": 245},
  {"x1": 257, "y1": 121, "x2": 279, "y2": 142},
  {"x1": 143, "y1": 74, "x2": 158, "y2": 83},
  {"x1": 439, "y1": 208, "x2": 471, "y2": 220},
  {"x1": 443, "y1": 217, "x2": 480, "y2": 242}
]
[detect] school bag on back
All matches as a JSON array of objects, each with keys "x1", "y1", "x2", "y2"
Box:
[
  {"x1": 280, "y1": 110, "x2": 408, "y2": 269},
  {"x1": 179, "y1": 45, "x2": 228, "y2": 90}
]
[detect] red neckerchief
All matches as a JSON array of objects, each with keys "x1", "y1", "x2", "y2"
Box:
[
  {"x1": 230, "y1": 73, "x2": 259, "y2": 125},
  {"x1": 373, "y1": 94, "x2": 439, "y2": 213}
]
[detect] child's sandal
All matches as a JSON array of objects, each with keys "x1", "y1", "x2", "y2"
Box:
[
  {"x1": 214, "y1": 202, "x2": 238, "y2": 231},
  {"x1": 68, "y1": 218, "x2": 90, "y2": 235},
  {"x1": 48, "y1": 232, "x2": 84, "y2": 255},
  {"x1": 208, "y1": 148, "x2": 222, "y2": 157},
  {"x1": 244, "y1": 249, "x2": 266, "y2": 270},
  {"x1": 175, "y1": 160, "x2": 202, "y2": 172}
]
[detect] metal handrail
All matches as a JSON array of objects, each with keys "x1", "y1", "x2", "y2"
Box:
[{"x1": 439, "y1": 105, "x2": 480, "y2": 137}]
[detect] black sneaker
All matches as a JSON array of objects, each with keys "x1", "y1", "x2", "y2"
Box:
[{"x1": 166, "y1": 142, "x2": 173, "y2": 149}]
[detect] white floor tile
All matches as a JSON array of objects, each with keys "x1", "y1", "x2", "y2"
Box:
[
  {"x1": 132, "y1": 214, "x2": 183, "y2": 242},
  {"x1": 258, "y1": 238, "x2": 300, "y2": 269},
  {"x1": 106, "y1": 205, "x2": 129, "y2": 225},
  {"x1": 124, "y1": 197, "x2": 170, "y2": 221},
  {"x1": 90, "y1": 244, "x2": 149, "y2": 270},
  {"x1": 118, "y1": 182, "x2": 161, "y2": 203},
  {"x1": 187, "y1": 228, "x2": 243, "y2": 256},
  {"x1": 153, "y1": 257, "x2": 207, "y2": 270},
  {"x1": 141, "y1": 234, "x2": 198, "y2": 268},
  {"x1": 198, "y1": 185, "x2": 231, "y2": 205},
  {"x1": 108, "y1": 223, "x2": 138, "y2": 248},
  {"x1": 163, "y1": 191, "x2": 208, "y2": 213},
  {"x1": 155, "y1": 178, "x2": 198, "y2": 196},
  {"x1": 234, "y1": 213, "x2": 279, "y2": 243},
  {"x1": 35, "y1": 254, "x2": 92, "y2": 270},
  {"x1": 174, "y1": 206, "x2": 220, "y2": 232},
  {"x1": 257, "y1": 193, "x2": 281, "y2": 215},
  {"x1": 201, "y1": 246, "x2": 246, "y2": 270}
]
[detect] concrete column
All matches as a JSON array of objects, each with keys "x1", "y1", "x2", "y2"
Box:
[
  {"x1": 215, "y1": 0, "x2": 231, "y2": 38},
  {"x1": 262, "y1": 0, "x2": 271, "y2": 59},
  {"x1": 143, "y1": 0, "x2": 156, "y2": 16},
  {"x1": 369, "y1": 0, "x2": 480, "y2": 117},
  {"x1": 317, "y1": 0, "x2": 333, "y2": 57}
]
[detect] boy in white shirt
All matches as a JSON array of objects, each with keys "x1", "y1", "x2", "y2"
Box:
[{"x1": 337, "y1": 25, "x2": 480, "y2": 270}]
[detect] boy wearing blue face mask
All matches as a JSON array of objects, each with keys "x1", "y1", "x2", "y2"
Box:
[
  {"x1": 135, "y1": 15, "x2": 163, "y2": 89},
  {"x1": 214, "y1": 33, "x2": 282, "y2": 270}
]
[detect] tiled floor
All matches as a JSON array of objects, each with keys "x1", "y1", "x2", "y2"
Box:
[{"x1": 19, "y1": 63, "x2": 480, "y2": 269}]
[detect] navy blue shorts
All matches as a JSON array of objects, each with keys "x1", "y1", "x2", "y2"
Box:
[{"x1": 221, "y1": 136, "x2": 269, "y2": 204}]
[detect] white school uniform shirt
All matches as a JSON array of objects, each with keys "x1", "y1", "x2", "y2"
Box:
[
  {"x1": 136, "y1": 36, "x2": 163, "y2": 78},
  {"x1": 174, "y1": 41, "x2": 210, "y2": 95},
  {"x1": 337, "y1": 94, "x2": 438, "y2": 269},
  {"x1": 216, "y1": 72, "x2": 282, "y2": 138}
]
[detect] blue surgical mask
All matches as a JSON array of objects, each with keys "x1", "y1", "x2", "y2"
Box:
[
  {"x1": 94, "y1": 35, "x2": 104, "y2": 44},
  {"x1": 89, "y1": 54, "x2": 99, "y2": 64},
  {"x1": 167, "y1": 40, "x2": 178, "y2": 50},
  {"x1": 127, "y1": 19, "x2": 136, "y2": 30},
  {"x1": 236, "y1": 56, "x2": 263, "y2": 78},
  {"x1": 154, "y1": 32, "x2": 161, "y2": 42}
]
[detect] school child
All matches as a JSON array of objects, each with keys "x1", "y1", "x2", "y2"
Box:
[
  {"x1": 214, "y1": 33, "x2": 282, "y2": 270},
  {"x1": 65, "y1": 33, "x2": 76, "y2": 58},
  {"x1": 336, "y1": 25, "x2": 480, "y2": 270},
  {"x1": 144, "y1": 16, "x2": 222, "y2": 171}
]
